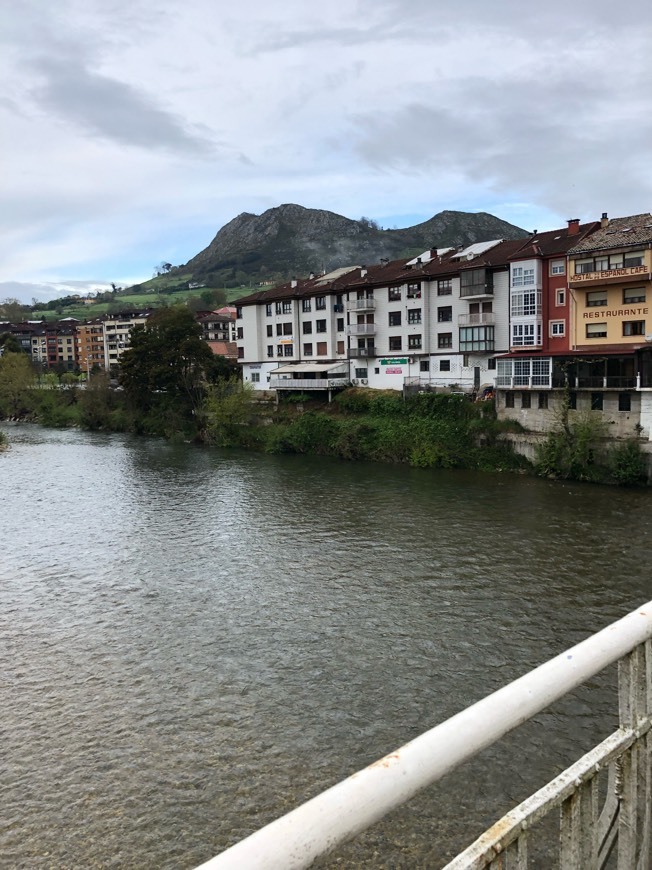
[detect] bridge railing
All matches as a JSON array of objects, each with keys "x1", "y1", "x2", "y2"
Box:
[{"x1": 196, "y1": 602, "x2": 652, "y2": 870}]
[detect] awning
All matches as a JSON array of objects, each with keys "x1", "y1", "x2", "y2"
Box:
[{"x1": 270, "y1": 363, "x2": 348, "y2": 374}]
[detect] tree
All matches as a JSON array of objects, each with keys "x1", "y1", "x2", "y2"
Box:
[
  {"x1": 0, "y1": 352, "x2": 35, "y2": 417},
  {"x1": 119, "y1": 307, "x2": 217, "y2": 427}
]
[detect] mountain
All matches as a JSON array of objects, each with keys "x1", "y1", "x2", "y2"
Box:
[{"x1": 182, "y1": 204, "x2": 528, "y2": 287}]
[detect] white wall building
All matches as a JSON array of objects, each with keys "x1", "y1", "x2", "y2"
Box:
[{"x1": 235, "y1": 241, "x2": 523, "y2": 395}]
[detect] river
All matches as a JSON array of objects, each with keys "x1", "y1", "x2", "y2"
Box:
[{"x1": 1, "y1": 423, "x2": 650, "y2": 868}]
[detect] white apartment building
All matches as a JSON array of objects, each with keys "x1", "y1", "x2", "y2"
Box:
[
  {"x1": 235, "y1": 241, "x2": 522, "y2": 395},
  {"x1": 102, "y1": 310, "x2": 152, "y2": 371}
]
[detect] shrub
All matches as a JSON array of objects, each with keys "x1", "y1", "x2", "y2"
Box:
[{"x1": 609, "y1": 440, "x2": 647, "y2": 485}]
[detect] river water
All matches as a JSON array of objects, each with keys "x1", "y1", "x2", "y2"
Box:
[{"x1": 0, "y1": 423, "x2": 650, "y2": 869}]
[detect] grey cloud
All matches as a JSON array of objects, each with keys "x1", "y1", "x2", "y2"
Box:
[
  {"x1": 29, "y1": 56, "x2": 215, "y2": 156},
  {"x1": 350, "y1": 69, "x2": 652, "y2": 215}
]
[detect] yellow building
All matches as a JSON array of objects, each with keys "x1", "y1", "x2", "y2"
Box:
[{"x1": 569, "y1": 213, "x2": 652, "y2": 350}]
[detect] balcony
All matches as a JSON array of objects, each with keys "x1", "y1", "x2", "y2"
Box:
[
  {"x1": 269, "y1": 377, "x2": 348, "y2": 390},
  {"x1": 347, "y1": 298, "x2": 375, "y2": 312},
  {"x1": 458, "y1": 312, "x2": 495, "y2": 326},
  {"x1": 460, "y1": 268, "x2": 493, "y2": 299},
  {"x1": 348, "y1": 346, "x2": 376, "y2": 359},
  {"x1": 346, "y1": 324, "x2": 376, "y2": 336}
]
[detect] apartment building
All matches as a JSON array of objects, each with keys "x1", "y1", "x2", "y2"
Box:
[
  {"x1": 496, "y1": 213, "x2": 652, "y2": 438},
  {"x1": 102, "y1": 310, "x2": 151, "y2": 372},
  {"x1": 235, "y1": 241, "x2": 524, "y2": 395},
  {"x1": 77, "y1": 320, "x2": 106, "y2": 372}
]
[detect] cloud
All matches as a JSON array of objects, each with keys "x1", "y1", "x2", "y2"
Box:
[{"x1": 28, "y1": 56, "x2": 215, "y2": 156}]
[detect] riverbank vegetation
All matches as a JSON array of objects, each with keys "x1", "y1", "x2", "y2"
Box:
[{"x1": 1, "y1": 306, "x2": 648, "y2": 484}]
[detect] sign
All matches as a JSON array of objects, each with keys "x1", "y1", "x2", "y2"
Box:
[
  {"x1": 380, "y1": 358, "x2": 408, "y2": 365},
  {"x1": 583, "y1": 307, "x2": 648, "y2": 319},
  {"x1": 571, "y1": 265, "x2": 648, "y2": 283},
  {"x1": 249, "y1": 364, "x2": 262, "y2": 370},
  {"x1": 386, "y1": 367, "x2": 403, "y2": 374}
]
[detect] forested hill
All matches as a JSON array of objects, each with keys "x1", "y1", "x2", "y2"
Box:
[{"x1": 182, "y1": 204, "x2": 528, "y2": 287}]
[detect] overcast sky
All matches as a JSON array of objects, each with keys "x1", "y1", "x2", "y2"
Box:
[{"x1": 3, "y1": 0, "x2": 652, "y2": 303}]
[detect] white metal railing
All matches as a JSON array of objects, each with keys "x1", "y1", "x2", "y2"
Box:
[
  {"x1": 268, "y1": 377, "x2": 348, "y2": 390},
  {"x1": 458, "y1": 312, "x2": 496, "y2": 326},
  {"x1": 346, "y1": 324, "x2": 376, "y2": 335},
  {"x1": 346, "y1": 298, "x2": 375, "y2": 311},
  {"x1": 196, "y1": 602, "x2": 652, "y2": 870}
]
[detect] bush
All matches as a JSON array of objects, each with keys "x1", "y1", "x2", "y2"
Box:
[{"x1": 609, "y1": 440, "x2": 647, "y2": 485}]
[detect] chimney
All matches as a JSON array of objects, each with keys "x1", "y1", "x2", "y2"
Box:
[
  {"x1": 567, "y1": 218, "x2": 580, "y2": 235},
  {"x1": 361, "y1": 267, "x2": 367, "y2": 277},
  {"x1": 291, "y1": 277, "x2": 297, "y2": 288},
  {"x1": 601, "y1": 212, "x2": 609, "y2": 228}
]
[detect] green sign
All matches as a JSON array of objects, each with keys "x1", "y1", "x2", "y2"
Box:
[{"x1": 380, "y1": 358, "x2": 408, "y2": 365}]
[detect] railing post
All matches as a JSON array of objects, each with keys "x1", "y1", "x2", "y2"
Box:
[{"x1": 617, "y1": 640, "x2": 652, "y2": 868}]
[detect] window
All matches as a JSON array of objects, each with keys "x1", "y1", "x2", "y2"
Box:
[
  {"x1": 487, "y1": 358, "x2": 496, "y2": 370},
  {"x1": 283, "y1": 322, "x2": 292, "y2": 335},
  {"x1": 460, "y1": 326, "x2": 495, "y2": 351},
  {"x1": 407, "y1": 282, "x2": 421, "y2": 299},
  {"x1": 556, "y1": 289, "x2": 566, "y2": 306},
  {"x1": 316, "y1": 319, "x2": 327, "y2": 333},
  {"x1": 512, "y1": 266, "x2": 535, "y2": 287},
  {"x1": 438, "y1": 333, "x2": 452, "y2": 349},
  {"x1": 355, "y1": 368, "x2": 367, "y2": 379},
  {"x1": 302, "y1": 299, "x2": 311, "y2": 312},
  {"x1": 275, "y1": 302, "x2": 282, "y2": 315},
  {"x1": 408, "y1": 308, "x2": 421, "y2": 325},
  {"x1": 266, "y1": 304, "x2": 272, "y2": 316},
  {"x1": 284, "y1": 344, "x2": 293, "y2": 356},
  {"x1": 619, "y1": 393, "x2": 632, "y2": 412},
  {"x1": 439, "y1": 359, "x2": 451, "y2": 371},
  {"x1": 521, "y1": 392, "x2": 531, "y2": 408},
  {"x1": 437, "y1": 306, "x2": 452, "y2": 322},
  {"x1": 575, "y1": 258, "x2": 594, "y2": 275},
  {"x1": 538, "y1": 392, "x2": 548, "y2": 409},
  {"x1": 624, "y1": 288, "x2": 646, "y2": 304},
  {"x1": 237, "y1": 327, "x2": 244, "y2": 339},
  {"x1": 420, "y1": 360, "x2": 429, "y2": 372},
  {"x1": 623, "y1": 321, "x2": 645, "y2": 336},
  {"x1": 277, "y1": 345, "x2": 284, "y2": 356},
  {"x1": 282, "y1": 301, "x2": 292, "y2": 314},
  {"x1": 237, "y1": 347, "x2": 244, "y2": 359},
  {"x1": 512, "y1": 324, "x2": 536, "y2": 346},
  {"x1": 303, "y1": 343, "x2": 313, "y2": 355},
  {"x1": 591, "y1": 392, "x2": 603, "y2": 411},
  {"x1": 336, "y1": 340, "x2": 344, "y2": 354},
  {"x1": 505, "y1": 392, "x2": 514, "y2": 408},
  {"x1": 550, "y1": 321, "x2": 565, "y2": 337},
  {"x1": 389, "y1": 311, "x2": 402, "y2": 326},
  {"x1": 511, "y1": 291, "x2": 540, "y2": 316},
  {"x1": 388, "y1": 287, "x2": 401, "y2": 301},
  {"x1": 460, "y1": 268, "x2": 491, "y2": 297},
  {"x1": 315, "y1": 296, "x2": 326, "y2": 310},
  {"x1": 336, "y1": 317, "x2": 344, "y2": 331},
  {"x1": 303, "y1": 321, "x2": 312, "y2": 334},
  {"x1": 586, "y1": 290, "x2": 607, "y2": 307},
  {"x1": 316, "y1": 342, "x2": 327, "y2": 355},
  {"x1": 266, "y1": 325, "x2": 273, "y2": 337},
  {"x1": 550, "y1": 259, "x2": 565, "y2": 275},
  {"x1": 276, "y1": 324, "x2": 283, "y2": 336},
  {"x1": 437, "y1": 279, "x2": 452, "y2": 295},
  {"x1": 586, "y1": 323, "x2": 607, "y2": 338},
  {"x1": 624, "y1": 251, "x2": 645, "y2": 266},
  {"x1": 408, "y1": 334, "x2": 422, "y2": 349},
  {"x1": 236, "y1": 306, "x2": 243, "y2": 319},
  {"x1": 251, "y1": 372, "x2": 260, "y2": 383},
  {"x1": 389, "y1": 336, "x2": 402, "y2": 351},
  {"x1": 569, "y1": 392, "x2": 577, "y2": 410}
]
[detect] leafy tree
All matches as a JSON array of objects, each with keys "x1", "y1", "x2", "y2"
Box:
[
  {"x1": 0, "y1": 333, "x2": 24, "y2": 354},
  {"x1": 0, "y1": 352, "x2": 35, "y2": 417},
  {"x1": 119, "y1": 307, "x2": 217, "y2": 427}
]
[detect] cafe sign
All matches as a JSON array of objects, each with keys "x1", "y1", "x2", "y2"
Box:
[
  {"x1": 571, "y1": 265, "x2": 648, "y2": 283},
  {"x1": 380, "y1": 358, "x2": 408, "y2": 365}
]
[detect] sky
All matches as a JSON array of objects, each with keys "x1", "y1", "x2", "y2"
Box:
[{"x1": 2, "y1": 0, "x2": 652, "y2": 304}]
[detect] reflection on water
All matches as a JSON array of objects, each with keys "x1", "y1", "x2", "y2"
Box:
[{"x1": 1, "y1": 423, "x2": 650, "y2": 868}]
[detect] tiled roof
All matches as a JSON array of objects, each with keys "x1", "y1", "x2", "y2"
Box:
[
  {"x1": 509, "y1": 222, "x2": 601, "y2": 259},
  {"x1": 206, "y1": 340, "x2": 238, "y2": 358},
  {"x1": 568, "y1": 214, "x2": 652, "y2": 254}
]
